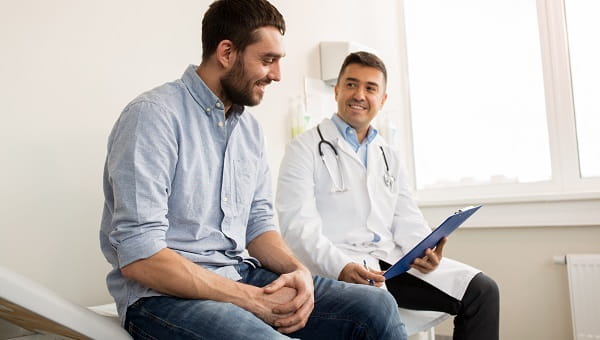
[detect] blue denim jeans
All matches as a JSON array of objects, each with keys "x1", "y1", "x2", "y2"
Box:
[{"x1": 125, "y1": 263, "x2": 406, "y2": 340}]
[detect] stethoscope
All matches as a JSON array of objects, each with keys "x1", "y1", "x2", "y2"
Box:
[{"x1": 317, "y1": 124, "x2": 395, "y2": 193}]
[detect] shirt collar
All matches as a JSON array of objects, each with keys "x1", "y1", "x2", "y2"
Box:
[
  {"x1": 331, "y1": 113, "x2": 378, "y2": 149},
  {"x1": 181, "y1": 64, "x2": 244, "y2": 117}
]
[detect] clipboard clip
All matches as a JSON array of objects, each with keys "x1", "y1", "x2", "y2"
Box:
[{"x1": 455, "y1": 205, "x2": 477, "y2": 214}]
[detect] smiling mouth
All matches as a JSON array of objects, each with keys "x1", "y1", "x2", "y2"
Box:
[
  {"x1": 348, "y1": 102, "x2": 368, "y2": 111},
  {"x1": 255, "y1": 80, "x2": 270, "y2": 93}
]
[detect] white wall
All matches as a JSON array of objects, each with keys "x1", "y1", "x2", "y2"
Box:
[
  {"x1": 430, "y1": 224, "x2": 600, "y2": 340},
  {"x1": 1, "y1": 2, "x2": 598, "y2": 340},
  {"x1": 0, "y1": 0, "x2": 404, "y2": 305},
  {"x1": 0, "y1": 0, "x2": 206, "y2": 307}
]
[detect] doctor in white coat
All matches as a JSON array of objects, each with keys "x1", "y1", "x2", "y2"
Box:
[{"x1": 276, "y1": 52, "x2": 499, "y2": 340}]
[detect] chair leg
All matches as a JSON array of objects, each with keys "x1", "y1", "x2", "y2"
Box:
[{"x1": 426, "y1": 327, "x2": 435, "y2": 340}]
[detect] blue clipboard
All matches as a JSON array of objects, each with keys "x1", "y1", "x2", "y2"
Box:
[{"x1": 383, "y1": 205, "x2": 482, "y2": 280}]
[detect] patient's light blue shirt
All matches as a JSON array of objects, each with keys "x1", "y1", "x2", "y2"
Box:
[
  {"x1": 331, "y1": 113, "x2": 378, "y2": 167},
  {"x1": 100, "y1": 65, "x2": 277, "y2": 324}
]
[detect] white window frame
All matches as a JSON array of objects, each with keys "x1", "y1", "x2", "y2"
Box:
[{"x1": 397, "y1": 0, "x2": 600, "y2": 228}]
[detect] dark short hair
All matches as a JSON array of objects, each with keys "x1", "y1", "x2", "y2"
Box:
[
  {"x1": 201, "y1": 0, "x2": 286, "y2": 60},
  {"x1": 337, "y1": 51, "x2": 388, "y2": 85}
]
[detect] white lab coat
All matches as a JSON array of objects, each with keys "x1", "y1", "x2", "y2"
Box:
[{"x1": 276, "y1": 118, "x2": 479, "y2": 300}]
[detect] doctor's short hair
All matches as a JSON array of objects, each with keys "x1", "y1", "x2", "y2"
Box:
[
  {"x1": 337, "y1": 51, "x2": 388, "y2": 85},
  {"x1": 201, "y1": 0, "x2": 286, "y2": 60}
]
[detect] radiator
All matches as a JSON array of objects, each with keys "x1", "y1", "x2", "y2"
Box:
[{"x1": 566, "y1": 254, "x2": 600, "y2": 340}]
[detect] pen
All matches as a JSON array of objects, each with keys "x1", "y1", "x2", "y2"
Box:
[{"x1": 363, "y1": 259, "x2": 374, "y2": 286}]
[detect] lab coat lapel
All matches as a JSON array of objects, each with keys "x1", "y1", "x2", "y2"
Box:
[
  {"x1": 335, "y1": 139, "x2": 364, "y2": 168},
  {"x1": 319, "y1": 119, "x2": 365, "y2": 169},
  {"x1": 366, "y1": 139, "x2": 384, "y2": 177}
]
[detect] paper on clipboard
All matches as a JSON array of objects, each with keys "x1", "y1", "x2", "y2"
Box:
[{"x1": 383, "y1": 205, "x2": 482, "y2": 280}]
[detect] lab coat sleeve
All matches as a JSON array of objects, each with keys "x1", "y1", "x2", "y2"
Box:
[
  {"x1": 389, "y1": 152, "x2": 431, "y2": 254},
  {"x1": 276, "y1": 134, "x2": 354, "y2": 279}
]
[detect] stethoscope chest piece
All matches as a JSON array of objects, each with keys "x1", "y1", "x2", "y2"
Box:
[
  {"x1": 379, "y1": 146, "x2": 394, "y2": 189},
  {"x1": 383, "y1": 171, "x2": 395, "y2": 189}
]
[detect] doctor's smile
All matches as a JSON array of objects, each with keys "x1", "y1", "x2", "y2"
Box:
[{"x1": 347, "y1": 100, "x2": 368, "y2": 112}]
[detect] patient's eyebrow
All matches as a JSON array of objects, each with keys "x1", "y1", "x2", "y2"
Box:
[{"x1": 261, "y1": 52, "x2": 285, "y2": 59}]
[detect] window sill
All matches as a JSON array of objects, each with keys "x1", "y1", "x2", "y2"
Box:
[{"x1": 417, "y1": 193, "x2": 600, "y2": 228}]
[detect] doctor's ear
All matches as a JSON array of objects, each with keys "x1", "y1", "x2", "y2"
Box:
[
  {"x1": 215, "y1": 40, "x2": 237, "y2": 69},
  {"x1": 380, "y1": 92, "x2": 388, "y2": 106}
]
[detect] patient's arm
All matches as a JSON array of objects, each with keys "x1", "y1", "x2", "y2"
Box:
[{"x1": 121, "y1": 248, "x2": 295, "y2": 325}]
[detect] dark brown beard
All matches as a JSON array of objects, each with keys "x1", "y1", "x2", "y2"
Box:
[{"x1": 220, "y1": 56, "x2": 261, "y2": 107}]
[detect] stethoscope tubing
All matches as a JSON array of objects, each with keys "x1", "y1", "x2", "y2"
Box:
[
  {"x1": 316, "y1": 124, "x2": 393, "y2": 192},
  {"x1": 317, "y1": 124, "x2": 346, "y2": 192}
]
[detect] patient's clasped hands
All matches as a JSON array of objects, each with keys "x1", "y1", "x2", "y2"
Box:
[{"x1": 251, "y1": 268, "x2": 314, "y2": 334}]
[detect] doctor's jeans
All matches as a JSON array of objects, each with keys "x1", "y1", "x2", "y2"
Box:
[
  {"x1": 124, "y1": 262, "x2": 406, "y2": 340},
  {"x1": 381, "y1": 261, "x2": 500, "y2": 340}
]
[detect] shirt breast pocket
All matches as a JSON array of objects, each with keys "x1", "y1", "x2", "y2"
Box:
[{"x1": 234, "y1": 159, "x2": 258, "y2": 211}]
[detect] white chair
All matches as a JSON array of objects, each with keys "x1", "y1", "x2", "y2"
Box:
[
  {"x1": 0, "y1": 265, "x2": 131, "y2": 339},
  {"x1": 400, "y1": 307, "x2": 449, "y2": 340}
]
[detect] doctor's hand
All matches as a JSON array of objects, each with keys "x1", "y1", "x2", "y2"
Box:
[
  {"x1": 411, "y1": 237, "x2": 447, "y2": 274},
  {"x1": 263, "y1": 267, "x2": 315, "y2": 334},
  {"x1": 338, "y1": 262, "x2": 386, "y2": 287}
]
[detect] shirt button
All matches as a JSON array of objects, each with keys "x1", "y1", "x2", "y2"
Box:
[
  {"x1": 206, "y1": 108, "x2": 211, "y2": 112},
  {"x1": 216, "y1": 102, "x2": 222, "y2": 108},
  {"x1": 217, "y1": 121, "x2": 224, "y2": 127},
  {"x1": 222, "y1": 196, "x2": 228, "y2": 202}
]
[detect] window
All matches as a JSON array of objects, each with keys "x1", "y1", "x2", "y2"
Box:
[
  {"x1": 564, "y1": 0, "x2": 600, "y2": 178},
  {"x1": 398, "y1": 0, "x2": 600, "y2": 226},
  {"x1": 403, "y1": 0, "x2": 551, "y2": 191}
]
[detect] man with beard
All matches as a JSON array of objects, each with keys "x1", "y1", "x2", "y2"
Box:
[{"x1": 99, "y1": 1, "x2": 406, "y2": 339}]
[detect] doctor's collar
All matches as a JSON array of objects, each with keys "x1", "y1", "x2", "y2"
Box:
[{"x1": 331, "y1": 114, "x2": 378, "y2": 147}]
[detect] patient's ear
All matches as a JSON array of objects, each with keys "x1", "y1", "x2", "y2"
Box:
[{"x1": 215, "y1": 40, "x2": 236, "y2": 69}]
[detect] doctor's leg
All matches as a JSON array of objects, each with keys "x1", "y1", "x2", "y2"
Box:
[
  {"x1": 380, "y1": 261, "x2": 499, "y2": 340},
  {"x1": 241, "y1": 263, "x2": 407, "y2": 340},
  {"x1": 289, "y1": 276, "x2": 407, "y2": 340},
  {"x1": 452, "y1": 272, "x2": 499, "y2": 340}
]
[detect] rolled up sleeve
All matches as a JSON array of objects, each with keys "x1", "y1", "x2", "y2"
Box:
[
  {"x1": 246, "y1": 138, "x2": 278, "y2": 245},
  {"x1": 105, "y1": 101, "x2": 177, "y2": 268}
]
